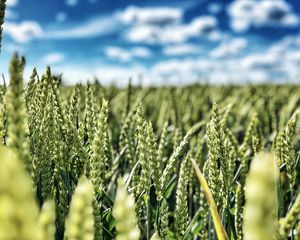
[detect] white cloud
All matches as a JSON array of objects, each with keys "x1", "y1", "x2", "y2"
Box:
[
  {"x1": 126, "y1": 15, "x2": 220, "y2": 44},
  {"x1": 163, "y1": 44, "x2": 201, "y2": 56},
  {"x1": 126, "y1": 25, "x2": 160, "y2": 44},
  {"x1": 185, "y1": 16, "x2": 220, "y2": 40},
  {"x1": 285, "y1": 50, "x2": 300, "y2": 63},
  {"x1": 4, "y1": 21, "x2": 43, "y2": 43},
  {"x1": 95, "y1": 65, "x2": 146, "y2": 86},
  {"x1": 153, "y1": 59, "x2": 199, "y2": 75},
  {"x1": 43, "y1": 16, "x2": 120, "y2": 39},
  {"x1": 151, "y1": 58, "x2": 256, "y2": 85},
  {"x1": 119, "y1": 6, "x2": 182, "y2": 26},
  {"x1": 35, "y1": 57, "x2": 263, "y2": 86},
  {"x1": 255, "y1": 1, "x2": 299, "y2": 26},
  {"x1": 131, "y1": 47, "x2": 152, "y2": 58},
  {"x1": 105, "y1": 47, "x2": 131, "y2": 62},
  {"x1": 238, "y1": 37, "x2": 300, "y2": 81},
  {"x1": 149, "y1": 35, "x2": 300, "y2": 85},
  {"x1": 210, "y1": 38, "x2": 248, "y2": 58},
  {"x1": 65, "y1": 0, "x2": 79, "y2": 6},
  {"x1": 198, "y1": 37, "x2": 300, "y2": 83},
  {"x1": 105, "y1": 46, "x2": 151, "y2": 62},
  {"x1": 42, "y1": 53, "x2": 65, "y2": 65},
  {"x1": 151, "y1": 58, "x2": 220, "y2": 84},
  {"x1": 4, "y1": 14, "x2": 120, "y2": 43},
  {"x1": 150, "y1": 57, "x2": 274, "y2": 85},
  {"x1": 120, "y1": 4, "x2": 220, "y2": 45},
  {"x1": 241, "y1": 52, "x2": 279, "y2": 70},
  {"x1": 44, "y1": 65, "x2": 92, "y2": 85},
  {"x1": 228, "y1": 0, "x2": 299, "y2": 32},
  {"x1": 43, "y1": 63, "x2": 145, "y2": 86},
  {"x1": 6, "y1": 0, "x2": 18, "y2": 7},
  {"x1": 27, "y1": 36, "x2": 300, "y2": 85},
  {"x1": 270, "y1": 34, "x2": 300, "y2": 52}
]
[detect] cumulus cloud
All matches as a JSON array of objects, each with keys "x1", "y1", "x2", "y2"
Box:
[
  {"x1": 52, "y1": 65, "x2": 93, "y2": 85},
  {"x1": 33, "y1": 35, "x2": 300, "y2": 85},
  {"x1": 119, "y1": 5, "x2": 220, "y2": 44},
  {"x1": 241, "y1": 53, "x2": 280, "y2": 71},
  {"x1": 4, "y1": 14, "x2": 121, "y2": 43},
  {"x1": 49, "y1": 63, "x2": 145, "y2": 86},
  {"x1": 125, "y1": 15, "x2": 220, "y2": 44},
  {"x1": 148, "y1": 34, "x2": 300, "y2": 85},
  {"x1": 126, "y1": 25, "x2": 161, "y2": 44},
  {"x1": 42, "y1": 53, "x2": 65, "y2": 65},
  {"x1": 151, "y1": 58, "x2": 259, "y2": 84},
  {"x1": 119, "y1": 6, "x2": 182, "y2": 26},
  {"x1": 6, "y1": 0, "x2": 18, "y2": 7},
  {"x1": 44, "y1": 16, "x2": 120, "y2": 39},
  {"x1": 209, "y1": 37, "x2": 300, "y2": 83},
  {"x1": 228, "y1": 0, "x2": 299, "y2": 32},
  {"x1": 153, "y1": 58, "x2": 204, "y2": 76},
  {"x1": 150, "y1": 57, "x2": 273, "y2": 84},
  {"x1": 105, "y1": 46, "x2": 151, "y2": 62},
  {"x1": 268, "y1": 34, "x2": 300, "y2": 54},
  {"x1": 131, "y1": 47, "x2": 152, "y2": 58},
  {"x1": 241, "y1": 52, "x2": 279, "y2": 70},
  {"x1": 95, "y1": 65, "x2": 146, "y2": 85},
  {"x1": 239, "y1": 37, "x2": 300, "y2": 81},
  {"x1": 186, "y1": 16, "x2": 219, "y2": 37},
  {"x1": 163, "y1": 44, "x2": 201, "y2": 56},
  {"x1": 4, "y1": 21, "x2": 43, "y2": 43},
  {"x1": 52, "y1": 56, "x2": 276, "y2": 86},
  {"x1": 210, "y1": 38, "x2": 248, "y2": 58}
]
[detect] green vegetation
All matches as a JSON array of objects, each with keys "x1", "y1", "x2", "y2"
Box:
[
  {"x1": 0, "y1": 2, "x2": 299, "y2": 239},
  {"x1": 0, "y1": 54, "x2": 299, "y2": 239}
]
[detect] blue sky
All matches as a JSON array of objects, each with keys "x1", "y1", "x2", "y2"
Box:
[{"x1": 1, "y1": 0, "x2": 300, "y2": 85}]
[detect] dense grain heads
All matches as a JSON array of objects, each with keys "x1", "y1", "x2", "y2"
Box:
[
  {"x1": 113, "y1": 178, "x2": 140, "y2": 240},
  {"x1": 65, "y1": 176, "x2": 95, "y2": 240},
  {"x1": 243, "y1": 152, "x2": 279, "y2": 240},
  {"x1": 0, "y1": 146, "x2": 40, "y2": 240}
]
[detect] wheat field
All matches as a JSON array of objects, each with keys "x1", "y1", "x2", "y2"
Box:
[{"x1": 0, "y1": 1, "x2": 299, "y2": 240}]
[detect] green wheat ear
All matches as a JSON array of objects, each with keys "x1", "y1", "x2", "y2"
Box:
[
  {"x1": 113, "y1": 177, "x2": 141, "y2": 240},
  {"x1": 295, "y1": 221, "x2": 300, "y2": 240},
  {"x1": 243, "y1": 152, "x2": 279, "y2": 240},
  {"x1": 234, "y1": 183, "x2": 243, "y2": 240},
  {"x1": 0, "y1": 145, "x2": 41, "y2": 240},
  {"x1": 65, "y1": 176, "x2": 95, "y2": 240},
  {"x1": 174, "y1": 155, "x2": 189, "y2": 238},
  {"x1": 39, "y1": 200, "x2": 56, "y2": 240},
  {"x1": 6, "y1": 53, "x2": 31, "y2": 173},
  {"x1": 278, "y1": 193, "x2": 300, "y2": 239}
]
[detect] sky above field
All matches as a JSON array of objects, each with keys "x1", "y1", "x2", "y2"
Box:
[{"x1": 1, "y1": 0, "x2": 300, "y2": 85}]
